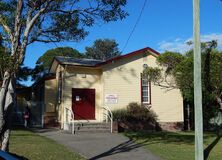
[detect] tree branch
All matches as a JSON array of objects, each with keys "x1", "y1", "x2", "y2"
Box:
[
  {"x1": 11, "y1": 0, "x2": 23, "y2": 56},
  {"x1": 24, "y1": 0, "x2": 52, "y2": 39},
  {"x1": 0, "y1": 15, "x2": 13, "y2": 42},
  {"x1": 19, "y1": 0, "x2": 53, "y2": 63},
  {"x1": 28, "y1": 38, "x2": 60, "y2": 44}
]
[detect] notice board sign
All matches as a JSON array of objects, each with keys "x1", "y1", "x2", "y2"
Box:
[{"x1": 105, "y1": 94, "x2": 118, "y2": 104}]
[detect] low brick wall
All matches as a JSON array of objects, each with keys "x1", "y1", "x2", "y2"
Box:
[
  {"x1": 159, "y1": 122, "x2": 184, "y2": 131},
  {"x1": 44, "y1": 115, "x2": 60, "y2": 128},
  {"x1": 112, "y1": 120, "x2": 161, "y2": 133},
  {"x1": 112, "y1": 121, "x2": 184, "y2": 132}
]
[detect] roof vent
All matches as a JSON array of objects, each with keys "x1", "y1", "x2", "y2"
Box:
[{"x1": 143, "y1": 64, "x2": 148, "y2": 69}]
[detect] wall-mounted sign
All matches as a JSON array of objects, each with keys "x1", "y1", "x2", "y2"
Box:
[
  {"x1": 76, "y1": 96, "x2": 80, "y2": 101},
  {"x1": 105, "y1": 94, "x2": 118, "y2": 104}
]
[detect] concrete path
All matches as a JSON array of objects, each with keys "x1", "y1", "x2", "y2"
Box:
[{"x1": 33, "y1": 128, "x2": 161, "y2": 160}]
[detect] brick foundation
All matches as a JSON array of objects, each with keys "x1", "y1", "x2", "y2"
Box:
[
  {"x1": 159, "y1": 122, "x2": 184, "y2": 131},
  {"x1": 44, "y1": 115, "x2": 60, "y2": 128}
]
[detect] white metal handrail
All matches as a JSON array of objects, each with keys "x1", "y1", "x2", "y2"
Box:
[
  {"x1": 103, "y1": 106, "x2": 113, "y2": 133},
  {"x1": 66, "y1": 108, "x2": 75, "y2": 134}
]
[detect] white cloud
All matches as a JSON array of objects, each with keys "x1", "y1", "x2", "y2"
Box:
[
  {"x1": 158, "y1": 33, "x2": 222, "y2": 53},
  {"x1": 201, "y1": 33, "x2": 222, "y2": 47}
]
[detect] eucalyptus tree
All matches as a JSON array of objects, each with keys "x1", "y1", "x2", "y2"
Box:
[{"x1": 0, "y1": 0, "x2": 128, "y2": 151}]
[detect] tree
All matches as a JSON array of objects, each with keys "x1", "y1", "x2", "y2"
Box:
[
  {"x1": 0, "y1": 39, "x2": 10, "y2": 82},
  {"x1": 37, "y1": 47, "x2": 82, "y2": 69},
  {"x1": 0, "y1": 37, "x2": 31, "y2": 85},
  {"x1": 143, "y1": 41, "x2": 222, "y2": 130},
  {"x1": 32, "y1": 47, "x2": 82, "y2": 80},
  {"x1": 85, "y1": 39, "x2": 121, "y2": 60},
  {"x1": 0, "y1": 0, "x2": 128, "y2": 151}
]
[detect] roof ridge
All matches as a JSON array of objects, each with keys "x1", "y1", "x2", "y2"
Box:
[{"x1": 55, "y1": 56, "x2": 105, "y2": 62}]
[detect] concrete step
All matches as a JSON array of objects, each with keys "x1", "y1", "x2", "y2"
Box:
[
  {"x1": 75, "y1": 128, "x2": 111, "y2": 133},
  {"x1": 66, "y1": 122, "x2": 111, "y2": 133},
  {"x1": 75, "y1": 122, "x2": 111, "y2": 126}
]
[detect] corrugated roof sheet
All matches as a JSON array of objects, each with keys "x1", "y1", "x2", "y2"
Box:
[{"x1": 55, "y1": 56, "x2": 104, "y2": 66}]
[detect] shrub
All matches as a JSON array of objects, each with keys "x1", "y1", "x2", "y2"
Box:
[
  {"x1": 127, "y1": 102, "x2": 158, "y2": 122},
  {"x1": 112, "y1": 102, "x2": 160, "y2": 131},
  {"x1": 113, "y1": 102, "x2": 158, "y2": 122},
  {"x1": 112, "y1": 109, "x2": 128, "y2": 121}
]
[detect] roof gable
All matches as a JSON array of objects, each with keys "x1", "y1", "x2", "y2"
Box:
[
  {"x1": 95, "y1": 47, "x2": 160, "y2": 67},
  {"x1": 49, "y1": 47, "x2": 160, "y2": 73}
]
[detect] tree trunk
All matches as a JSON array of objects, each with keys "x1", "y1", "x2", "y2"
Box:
[{"x1": 0, "y1": 71, "x2": 16, "y2": 151}]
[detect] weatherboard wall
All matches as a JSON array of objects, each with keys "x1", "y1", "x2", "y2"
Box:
[
  {"x1": 102, "y1": 51, "x2": 184, "y2": 123},
  {"x1": 62, "y1": 66, "x2": 103, "y2": 122}
]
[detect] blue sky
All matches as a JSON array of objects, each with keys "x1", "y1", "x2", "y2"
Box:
[{"x1": 24, "y1": 0, "x2": 222, "y2": 69}]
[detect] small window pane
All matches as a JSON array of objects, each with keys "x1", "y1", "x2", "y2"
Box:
[
  {"x1": 143, "y1": 92, "x2": 148, "y2": 96},
  {"x1": 142, "y1": 80, "x2": 148, "y2": 85},
  {"x1": 143, "y1": 97, "x2": 148, "y2": 102}
]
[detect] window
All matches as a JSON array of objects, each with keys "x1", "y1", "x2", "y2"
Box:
[{"x1": 141, "y1": 78, "x2": 150, "y2": 104}]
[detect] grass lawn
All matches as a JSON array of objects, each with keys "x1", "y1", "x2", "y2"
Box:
[
  {"x1": 124, "y1": 131, "x2": 222, "y2": 160},
  {"x1": 9, "y1": 128, "x2": 85, "y2": 160}
]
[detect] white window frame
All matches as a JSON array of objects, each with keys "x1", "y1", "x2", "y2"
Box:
[{"x1": 141, "y1": 78, "x2": 151, "y2": 104}]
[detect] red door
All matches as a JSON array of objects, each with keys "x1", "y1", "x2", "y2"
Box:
[{"x1": 72, "y1": 88, "x2": 95, "y2": 120}]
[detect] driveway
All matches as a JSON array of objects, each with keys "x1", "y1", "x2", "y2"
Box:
[{"x1": 33, "y1": 128, "x2": 161, "y2": 160}]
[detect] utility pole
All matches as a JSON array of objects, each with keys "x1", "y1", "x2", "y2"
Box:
[{"x1": 193, "y1": 0, "x2": 204, "y2": 160}]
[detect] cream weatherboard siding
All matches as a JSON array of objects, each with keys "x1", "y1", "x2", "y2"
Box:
[
  {"x1": 44, "y1": 78, "x2": 58, "y2": 125},
  {"x1": 102, "y1": 52, "x2": 145, "y2": 110},
  {"x1": 44, "y1": 79, "x2": 57, "y2": 113},
  {"x1": 62, "y1": 66, "x2": 103, "y2": 123},
  {"x1": 102, "y1": 51, "x2": 183, "y2": 123}
]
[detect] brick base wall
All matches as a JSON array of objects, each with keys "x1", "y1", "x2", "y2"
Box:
[
  {"x1": 44, "y1": 115, "x2": 60, "y2": 128},
  {"x1": 159, "y1": 122, "x2": 184, "y2": 131}
]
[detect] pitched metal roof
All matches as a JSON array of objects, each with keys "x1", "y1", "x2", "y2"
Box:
[
  {"x1": 95, "y1": 47, "x2": 160, "y2": 67},
  {"x1": 55, "y1": 56, "x2": 105, "y2": 67},
  {"x1": 51, "y1": 47, "x2": 160, "y2": 69}
]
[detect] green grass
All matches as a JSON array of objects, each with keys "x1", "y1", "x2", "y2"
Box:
[
  {"x1": 124, "y1": 131, "x2": 222, "y2": 160},
  {"x1": 9, "y1": 129, "x2": 85, "y2": 160}
]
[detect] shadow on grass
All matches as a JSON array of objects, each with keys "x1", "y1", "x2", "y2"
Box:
[
  {"x1": 29, "y1": 128, "x2": 59, "y2": 133},
  {"x1": 125, "y1": 131, "x2": 222, "y2": 160},
  {"x1": 124, "y1": 131, "x2": 195, "y2": 145},
  {"x1": 204, "y1": 135, "x2": 222, "y2": 160},
  {"x1": 12, "y1": 126, "x2": 59, "y2": 134},
  {"x1": 12, "y1": 126, "x2": 28, "y2": 131}
]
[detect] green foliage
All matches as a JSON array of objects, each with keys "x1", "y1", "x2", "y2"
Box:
[
  {"x1": 0, "y1": 45, "x2": 10, "y2": 77},
  {"x1": 157, "y1": 51, "x2": 185, "y2": 74},
  {"x1": 112, "y1": 109, "x2": 128, "y2": 121},
  {"x1": 36, "y1": 47, "x2": 82, "y2": 69},
  {"x1": 144, "y1": 41, "x2": 222, "y2": 129},
  {"x1": 85, "y1": 39, "x2": 121, "y2": 60},
  {"x1": 113, "y1": 102, "x2": 158, "y2": 122},
  {"x1": 0, "y1": 40, "x2": 32, "y2": 85},
  {"x1": 0, "y1": 0, "x2": 128, "y2": 44},
  {"x1": 32, "y1": 47, "x2": 82, "y2": 81},
  {"x1": 143, "y1": 67, "x2": 162, "y2": 83},
  {"x1": 173, "y1": 51, "x2": 194, "y2": 101}
]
